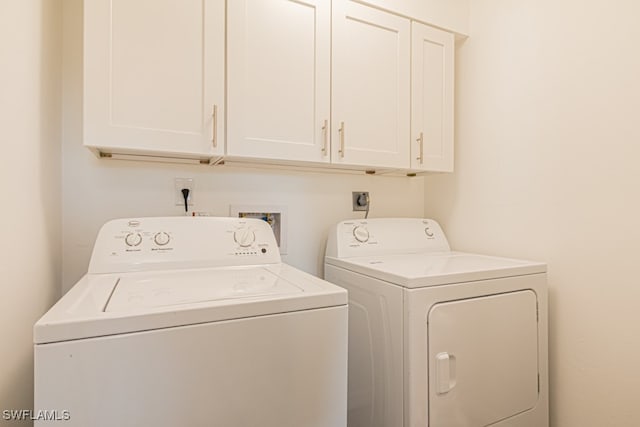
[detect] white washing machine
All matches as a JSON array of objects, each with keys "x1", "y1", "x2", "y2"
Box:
[
  {"x1": 35, "y1": 217, "x2": 347, "y2": 427},
  {"x1": 324, "y1": 218, "x2": 548, "y2": 427}
]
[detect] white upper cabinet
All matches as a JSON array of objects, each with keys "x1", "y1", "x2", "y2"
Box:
[
  {"x1": 356, "y1": 0, "x2": 469, "y2": 36},
  {"x1": 227, "y1": 0, "x2": 331, "y2": 163},
  {"x1": 332, "y1": 0, "x2": 411, "y2": 169},
  {"x1": 84, "y1": 0, "x2": 224, "y2": 160},
  {"x1": 411, "y1": 22, "x2": 454, "y2": 172},
  {"x1": 83, "y1": 0, "x2": 456, "y2": 173}
]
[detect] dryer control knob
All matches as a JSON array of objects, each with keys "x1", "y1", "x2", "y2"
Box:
[
  {"x1": 234, "y1": 229, "x2": 256, "y2": 247},
  {"x1": 154, "y1": 232, "x2": 170, "y2": 246},
  {"x1": 353, "y1": 226, "x2": 370, "y2": 243},
  {"x1": 125, "y1": 232, "x2": 142, "y2": 247},
  {"x1": 425, "y1": 227, "x2": 434, "y2": 238}
]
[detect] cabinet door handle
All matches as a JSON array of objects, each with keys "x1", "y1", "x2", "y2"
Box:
[
  {"x1": 417, "y1": 131, "x2": 424, "y2": 165},
  {"x1": 212, "y1": 105, "x2": 218, "y2": 148},
  {"x1": 322, "y1": 119, "x2": 328, "y2": 155},
  {"x1": 338, "y1": 121, "x2": 345, "y2": 158}
]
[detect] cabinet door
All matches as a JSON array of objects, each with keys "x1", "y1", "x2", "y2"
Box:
[
  {"x1": 411, "y1": 22, "x2": 454, "y2": 172},
  {"x1": 332, "y1": 0, "x2": 410, "y2": 169},
  {"x1": 84, "y1": 0, "x2": 224, "y2": 159},
  {"x1": 227, "y1": 0, "x2": 331, "y2": 163}
]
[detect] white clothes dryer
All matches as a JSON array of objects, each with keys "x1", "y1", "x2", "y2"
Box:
[
  {"x1": 35, "y1": 217, "x2": 347, "y2": 427},
  {"x1": 324, "y1": 218, "x2": 548, "y2": 427}
]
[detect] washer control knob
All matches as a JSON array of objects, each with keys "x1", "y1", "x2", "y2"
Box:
[
  {"x1": 353, "y1": 226, "x2": 370, "y2": 243},
  {"x1": 234, "y1": 229, "x2": 256, "y2": 248},
  {"x1": 125, "y1": 232, "x2": 142, "y2": 247},
  {"x1": 154, "y1": 232, "x2": 170, "y2": 246},
  {"x1": 425, "y1": 227, "x2": 434, "y2": 238}
]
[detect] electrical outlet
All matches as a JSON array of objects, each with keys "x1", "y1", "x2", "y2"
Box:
[
  {"x1": 175, "y1": 178, "x2": 194, "y2": 208},
  {"x1": 352, "y1": 192, "x2": 370, "y2": 211}
]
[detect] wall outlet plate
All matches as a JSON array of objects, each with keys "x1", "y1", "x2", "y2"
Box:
[
  {"x1": 352, "y1": 191, "x2": 370, "y2": 211},
  {"x1": 230, "y1": 204, "x2": 288, "y2": 254},
  {"x1": 175, "y1": 178, "x2": 194, "y2": 207}
]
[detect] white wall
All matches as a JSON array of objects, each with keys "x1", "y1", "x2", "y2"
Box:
[
  {"x1": 61, "y1": 0, "x2": 425, "y2": 292},
  {"x1": 425, "y1": 0, "x2": 640, "y2": 425},
  {"x1": 0, "y1": 0, "x2": 62, "y2": 422}
]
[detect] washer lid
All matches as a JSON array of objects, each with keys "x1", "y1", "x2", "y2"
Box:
[
  {"x1": 34, "y1": 264, "x2": 347, "y2": 344},
  {"x1": 105, "y1": 267, "x2": 301, "y2": 312},
  {"x1": 325, "y1": 252, "x2": 546, "y2": 288}
]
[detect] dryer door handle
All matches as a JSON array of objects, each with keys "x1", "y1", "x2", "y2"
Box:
[{"x1": 435, "y1": 352, "x2": 457, "y2": 395}]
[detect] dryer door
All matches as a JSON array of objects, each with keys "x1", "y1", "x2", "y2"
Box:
[{"x1": 428, "y1": 290, "x2": 539, "y2": 426}]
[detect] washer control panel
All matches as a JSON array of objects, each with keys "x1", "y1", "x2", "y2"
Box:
[
  {"x1": 326, "y1": 218, "x2": 451, "y2": 259},
  {"x1": 89, "y1": 217, "x2": 281, "y2": 274}
]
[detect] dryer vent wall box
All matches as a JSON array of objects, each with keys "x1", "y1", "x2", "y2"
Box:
[
  {"x1": 324, "y1": 218, "x2": 549, "y2": 427},
  {"x1": 34, "y1": 217, "x2": 347, "y2": 427}
]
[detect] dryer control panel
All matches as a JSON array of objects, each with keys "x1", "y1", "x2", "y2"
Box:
[
  {"x1": 89, "y1": 217, "x2": 281, "y2": 274},
  {"x1": 325, "y1": 218, "x2": 451, "y2": 259}
]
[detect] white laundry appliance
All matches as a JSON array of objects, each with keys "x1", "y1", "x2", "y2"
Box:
[
  {"x1": 34, "y1": 217, "x2": 347, "y2": 427},
  {"x1": 324, "y1": 218, "x2": 548, "y2": 427}
]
